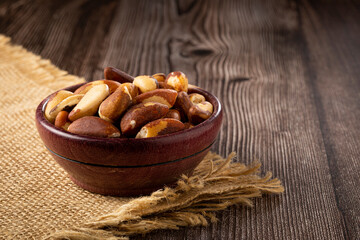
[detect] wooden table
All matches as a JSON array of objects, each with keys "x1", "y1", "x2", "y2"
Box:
[{"x1": 1, "y1": 0, "x2": 358, "y2": 239}]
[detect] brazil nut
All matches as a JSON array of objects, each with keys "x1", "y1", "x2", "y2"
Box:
[
  {"x1": 48, "y1": 94, "x2": 84, "y2": 121},
  {"x1": 120, "y1": 102, "x2": 169, "y2": 136},
  {"x1": 152, "y1": 73, "x2": 166, "y2": 82},
  {"x1": 68, "y1": 116, "x2": 120, "y2": 138},
  {"x1": 188, "y1": 103, "x2": 213, "y2": 124},
  {"x1": 189, "y1": 93, "x2": 206, "y2": 104},
  {"x1": 164, "y1": 109, "x2": 181, "y2": 121},
  {"x1": 133, "y1": 75, "x2": 159, "y2": 93},
  {"x1": 54, "y1": 111, "x2": 71, "y2": 131},
  {"x1": 175, "y1": 91, "x2": 193, "y2": 117},
  {"x1": 176, "y1": 91, "x2": 213, "y2": 124},
  {"x1": 165, "y1": 71, "x2": 188, "y2": 92},
  {"x1": 98, "y1": 84, "x2": 133, "y2": 122},
  {"x1": 134, "y1": 89, "x2": 178, "y2": 108},
  {"x1": 68, "y1": 84, "x2": 110, "y2": 121},
  {"x1": 196, "y1": 101, "x2": 213, "y2": 114},
  {"x1": 104, "y1": 67, "x2": 134, "y2": 83},
  {"x1": 45, "y1": 90, "x2": 73, "y2": 123},
  {"x1": 121, "y1": 82, "x2": 138, "y2": 100},
  {"x1": 136, "y1": 118, "x2": 185, "y2": 138},
  {"x1": 74, "y1": 80, "x2": 121, "y2": 95}
]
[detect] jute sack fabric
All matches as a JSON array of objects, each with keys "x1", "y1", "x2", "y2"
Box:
[{"x1": 0, "y1": 36, "x2": 284, "y2": 240}]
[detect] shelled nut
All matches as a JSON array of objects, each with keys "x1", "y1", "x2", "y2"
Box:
[
  {"x1": 165, "y1": 71, "x2": 188, "y2": 92},
  {"x1": 54, "y1": 111, "x2": 71, "y2": 131},
  {"x1": 74, "y1": 80, "x2": 121, "y2": 95},
  {"x1": 134, "y1": 89, "x2": 178, "y2": 108},
  {"x1": 98, "y1": 84, "x2": 133, "y2": 122},
  {"x1": 196, "y1": 101, "x2": 213, "y2": 114},
  {"x1": 45, "y1": 90, "x2": 73, "y2": 123},
  {"x1": 175, "y1": 91, "x2": 193, "y2": 117},
  {"x1": 69, "y1": 84, "x2": 110, "y2": 121},
  {"x1": 120, "y1": 102, "x2": 169, "y2": 136},
  {"x1": 121, "y1": 82, "x2": 138, "y2": 100},
  {"x1": 133, "y1": 75, "x2": 159, "y2": 93},
  {"x1": 164, "y1": 109, "x2": 181, "y2": 121},
  {"x1": 188, "y1": 103, "x2": 213, "y2": 125},
  {"x1": 136, "y1": 118, "x2": 185, "y2": 138},
  {"x1": 189, "y1": 93, "x2": 206, "y2": 104},
  {"x1": 152, "y1": 73, "x2": 166, "y2": 82},
  {"x1": 48, "y1": 94, "x2": 84, "y2": 121},
  {"x1": 176, "y1": 91, "x2": 213, "y2": 124},
  {"x1": 104, "y1": 67, "x2": 134, "y2": 83},
  {"x1": 68, "y1": 116, "x2": 120, "y2": 138},
  {"x1": 173, "y1": 107, "x2": 188, "y2": 122}
]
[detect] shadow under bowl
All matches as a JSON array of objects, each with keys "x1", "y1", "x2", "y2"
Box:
[{"x1": 35, "y1": 84, "x2": 223, "y2": 196}]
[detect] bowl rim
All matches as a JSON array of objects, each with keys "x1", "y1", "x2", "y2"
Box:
[{"x1": 36, "y1": 83, "x2": 222, "y2": 143}]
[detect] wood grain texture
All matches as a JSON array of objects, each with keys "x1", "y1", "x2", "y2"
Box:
[{"x1": 0, "y1": 0, "x2": 359, "y2": 239}]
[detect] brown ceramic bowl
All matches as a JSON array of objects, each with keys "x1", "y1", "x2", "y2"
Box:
[{"x1": 35, "y1": 83, "x2": 223, "y2": 196}]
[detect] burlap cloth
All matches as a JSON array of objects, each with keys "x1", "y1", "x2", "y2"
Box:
[{"x1": 0, "y1": 36, "x2": 284, "y2": 240}]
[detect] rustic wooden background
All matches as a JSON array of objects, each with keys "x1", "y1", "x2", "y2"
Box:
[{"x1": 0, "y1": 0, "x2": 359, "y2": 239}]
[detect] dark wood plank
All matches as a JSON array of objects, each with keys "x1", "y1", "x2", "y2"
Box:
[
  {"x1": 0, "y1": 0, "x2": 359, "y2": 239},
  {"x1": 0, "y1": 0, "x2": 118, "y2": 81},
  {"x1": 299, "y1": 0, "x2": 360, "y2": 238}
]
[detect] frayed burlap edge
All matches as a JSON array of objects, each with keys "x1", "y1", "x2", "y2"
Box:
[
  {"x1": 0, "y1": 35, "x2": 84, "y2": 90},
  {"x1": 47, "y1": 152, "x2": 284, "y2": 240}
]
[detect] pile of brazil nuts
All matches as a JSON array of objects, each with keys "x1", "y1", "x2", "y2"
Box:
[{"x1": 44, "y1": 67, "x2": 214, "y2": 138}]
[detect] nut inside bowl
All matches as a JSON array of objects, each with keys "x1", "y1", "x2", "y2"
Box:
[{"x1": 35, "y1": 83, "x2": 223, "y2": 196}]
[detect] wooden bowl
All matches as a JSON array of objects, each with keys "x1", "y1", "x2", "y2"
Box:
[{"x1": 35, "y1": 84, "x2": 223, "y2": 196}]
